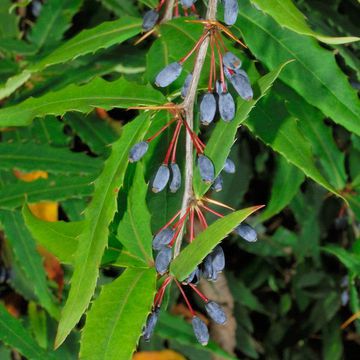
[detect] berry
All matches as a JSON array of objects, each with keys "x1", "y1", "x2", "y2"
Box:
[
  {"x1": 152, "y1": 228, "x2": 175, "y2": 250},
  {"x1": 183, "y1": 267, "x2": 200, "y2": 284},
  {"x1": 223, "y1": 158, "x2": 235, "y2": 174},
  {"x1": 230, "y1": 70, "x2": 253, "y2": 101},
  {"x1": 202, "y1": 254, "x2": 214, "y2": 280},
  {"x1": 155, "y1": 247, "x2": 172, "y2": 275},
  {"x1": 129, "y1": 141, "x2": 149, "y2": 162},
  {"x1": 211, "y1": 245, "x2": 225, "y2": 272},
  {"x1": 192, "y1": 316, "x2": 209, "y2": 346},
  {"x1": 205, "y1": 301, "x2": 227, "y2": 325},
  {"x1": 223, "y1": 51, "x2": 242, "y2": 70},
  {"x1": 181, "y1": 73, "x2": 193, "y2": 98},
  {"x1": 142, "y1": 10, "x2": 159, "y2": 31},
  {"x1": 200, "y1": 93, "x2": 217, "y2": 125},
  {"x1": 215, "y1": 80, "x2": 225, "y2": 95},
  {"x1": 152, "y1": 165, "x2": 170, "y2": 193},
  {"x1": 219, "y1": 92, "x2": 235, "y2": 122},
  {"x1": 143, "y1": 307, "x2": 160, "y2": 341},
  {"x1": 181, "y1": 0, "x2": 197, "y2": 7},
  {"x1": 169, "y1": 163, "x2": 181, "y2": 193},
  {"x1": 211, "y1": 175, "x2": 223, "y2": 192},
  {"x1": 155, "y1": 62, "x2": 183, "y2": 88},
  {"x1": 223, "y1": 0, "x2": 239, "y2": 26},
  {"x1": 198, "y1": 155, "x2": 215, "y2": 184},
  {"x1": 235, "y1": 223, "x2": 257, "y2": 242}
]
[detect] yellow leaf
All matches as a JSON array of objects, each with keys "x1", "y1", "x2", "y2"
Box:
[
  {"x1": 13, "y1": 169, "x2": 48, "y2": 182},
  {"x1": 133, "y1": 350, "x2": 186, "y2": 360}
]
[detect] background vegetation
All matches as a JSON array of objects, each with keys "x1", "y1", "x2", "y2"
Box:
[{"x1": 0, "y1": 0, "x2": 359, "y2": 359}]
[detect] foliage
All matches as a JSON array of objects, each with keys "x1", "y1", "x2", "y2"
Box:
[{"x1": 0, "y1": 0, "x2": 359, "y2": 359}]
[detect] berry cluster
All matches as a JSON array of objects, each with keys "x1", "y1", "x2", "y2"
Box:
[{"x1": 131, "y1": 0, "x2": 259, "y2": 347}]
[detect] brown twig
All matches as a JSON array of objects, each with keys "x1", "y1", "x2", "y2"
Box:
[
  {"x1": 162, "y1": 0, "x2": 176, "y2": 22},
  {"x1": 173, "y1": 0, "x2": 219, "y2": 258}
]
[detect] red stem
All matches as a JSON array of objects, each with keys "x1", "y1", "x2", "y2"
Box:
[
  {"x1": 175, "y1": 279, "x2": 195, "y2": 315},
  {"x1": 200, "y1": 204, "x2": 224, "y2": 218},
  {"x1": 174, "y1": 0, "x2": 179, "y2": 17},
  {"x1": 157, "y1": 0, "x2": 167, "y2": 11},
  {"x1": 179, "y1": 30, "x2": 209, "y2": 64},
  {"x1": 163, "y1": 120, "x2": 182, "y2": 164},
  {"x1": 157, "y1": 209, "x2": 182, "y2": 234},
  {"x1": 189, "y1": 283, "x2": 209, "y2": 302},
  {"x1": 214, "y1": 38, "x2": 226, "y2": 92},
  {"x1": 189, "y1": 207, "x2": 195, "y2": 243},
  {"x1": 171, "y1": 122, "x2": 183, "y2": 163},
  {"x1": 208, "y1": 34, "x2": 215, "y2": 92},
  {"x1": 195, "y1": 207, "x2": 208, "y2": 229},
  {"x1": 183, "y1": 119, "x2": 205, "y2": 154},
  {"x1": 146, "y1": 117, "x2": 178, "y2": 143},
  {"x1": 216, "y1": 31, "x2": 228, "y2": 52}
]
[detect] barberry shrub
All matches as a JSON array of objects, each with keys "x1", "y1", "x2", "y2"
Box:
[{"x1": 0, "y1": 0, "x2": 359, "y2": 359}]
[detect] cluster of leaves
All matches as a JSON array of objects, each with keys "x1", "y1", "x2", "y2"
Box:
[{"x1": 0, "y1": 0, "x2": 359, "y2": 359}]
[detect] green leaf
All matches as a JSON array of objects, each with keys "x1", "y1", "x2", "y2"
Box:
[
  {"x1": 117, "y1": 164, "x2": 153, "y2": 265},
  {"x1": 0, "y1": 210, "x2": 59, "y2": 318},
  {"x1": 322, "y1": 245, "x2": 360, "y2": 275},
  {"x1": 0, "y1": 77, "x2": 165, "y2": 128},
  {"x1": 256, "y1": 157, "x2": 304, "y2": 223},
  {"x1": 80, "y1": 268, "x2": 156, "y2": 360},
  {"x1": 0, "y1": 175, "x2": 94, "y2": 209},
  {"x1": 170, "y1": 206, "x2": 263, "y2": 281},
  {"x1": 244, "y1": 94, "x2": 343, "y2": 199},
  {"x1": 250, "y1": 0, "x2": 359, "y2": 44},
  {"x1": 157, "y1": 312, "x2": 238, "y2": 360},
  {"x1": 28, "y1": 0, "x2": 83, "y2": 51},
  {"x1": 64, "y1": 113, "x2": 118, "y2": 155},
  {"x1": 23, "y1": 204, "x2": 82, "y2": 264},
  {"x1": 235, "y1": 0, "x2": 360, "y2": 136},
  {"x1": 278, "y1": 83, "x2": 347, "y2": 190},
  {"x1": 0, "y1": 143, "x2": 102, "y2": 175},
  {"x1": 28, "y1": 302, "x2": 48, "y2": 350},
  {"x1": 193, "y1": 61, "x2": 292, "y2": 197},
  {"x1": 0, "y1": 70, "x2": 31, "y2": 100},
  {"x1": 55, "y1": 113, "x2": 151, "y2": 347},
  {"x1": 0, "y1": 0, "x2": 18, "y2": 39},
  {"x1": 29, "y1": 16, "x2": 142, "y2": 72},
  {"x1": 0, "y1": 304, "x2": 56, "y2": 360}
]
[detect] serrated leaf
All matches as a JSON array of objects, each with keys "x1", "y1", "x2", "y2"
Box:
[
  {"x1": 0, "y1": 70, "x2": 31, "y2": 100},
  {"x1": 0, "y1": 304, "x2": 57, "y2": 360},
  {"x1": 0, "y1": 175, "x2": 94, "y2": 209},
  {"x1": 193, "y1": 61, "x2": 291, "y2": 197},
  {"x1": 0, "y1": 143, "x2": 102, "y2": 175},
  {"x1": 0, "y1": 210, "x2": 59, "y2": 318},
  {"x1": 235, "y1": 0, "x2": 360, "y2": 136},
  {"x1": 0, "y1": 77, "x2": 165, "y2": 128},
  {"x1": 29, "y1": 16, "x2": 141, "y2": 72},
  {"x1": 256, "y1": 157, "x2": 304, "y2": 223},
  {"x1": 244, "y1": 95, "x2": 343, "y2": 199},
  {"x1": 170, "y1": 206, "x2": 263, "y2": 281},
  {"x1": 117, "y1": 164, "x2": 153, "y2": 265},
  {"x1": 23, "y1": 204, "x2": 82, "y2": 264},
  {"x1": 64, "y1": 112, "x2": 117, "y2": 155},
  {"x1": 250, "y1": 0, "x2": 359, "y2": 44},
  {"x1": 55, "y1": 113, "x2": 151, "y2": 347},
  {"x1": 80, "y1": 268, "x2": 156, "y2": 360},
  {"x1": 28, "y1": 0, "x2": 83, "y2": 51},
  {"x1": 157, "y1": 312, "x2": 237, "y2": 360}
]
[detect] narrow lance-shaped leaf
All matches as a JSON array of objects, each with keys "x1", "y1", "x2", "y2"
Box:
[
  {"x1": 256, "y1": 157, "x2": 305, "y2": 223},
  {"x1": 80, "y1": 268, "x2": 156, "y2": 360},
  {"x1": 235, "y1": 0, "x2": 360, "y2": 136},
  {"x1": 0, "y1": 211, "x2": 59, "y2": 318},
  {"x1": 170, "y1": 206, "x2": 263, "y2": 281},
  {"x1": 0, "y1": 77, "x2": 165, "y2": 128},
  {"x1": 0, "y1": 143, "x2": 102, "y2": 175},
  {"x1": 250, "y1": 0, "x2": 359, "y2": 44},
  {"x1": 245, "y1": 94, "x2": 344, "y2": 199},
  {"x1": 55, "y1": 113, "x2": 151, "y2": 347},
  {"x1": 0, "y1": 304, "x2": 57, "y2": 360},
  {"x1": 117, "y1": 163, "x2": 153, "y2": 265},
  {"x1": 0, "y1": 175, "x2": 94, "y2": 210},
  {"x1": 194, "y1": 61, "x2": 292, "y2": 197}
]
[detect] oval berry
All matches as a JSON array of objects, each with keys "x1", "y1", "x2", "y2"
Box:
[
  {"x1": 143, "y1": 307, "x2": 160, "y2": 341},
  {"x1": 200, "y1": 93, "x2": 216, "y2": 125},
  {"x1": 223, "y1": 158, "x2": 235, "y2": 174},
  {"x1": 155, "y1": 62, "x2": 183, "y2": 88},
  {"x1": 142, "y1": 10, "x2": 159, "y2": 31},
  {"x1": 205, "y1": 301, "x2": 227, "y2": 325},
  {"x1": 198, "y1": 155, "x2": 215, "y2": 184},
  {"x1": 181, "y1": 73, "x2": 193, "y2": 98},
  {"x1": 211, "y1": 245, "x2": 225, "y2": 272},
  {"x1": 129, "y1": 141, "x2": 149, "y2": 162},
  {"x1": 155, "y1": 247, "x2": 172, "y2": 275},
  {"x1": 169, "y1": 163, "x2": 181, "y2": 193},
  {"x1": 223, "y1": 0, "x2": 239, "y2": 26},
  {"x1": 184, "y1": 267, "x2": 200, "y2": 284},
  {"x1": 235, "y1": 223, "x2": 257, "y2": 242},
  {"x1": 152, "y1": 165, "x2": 170, "y2": 193},
  {"x1": 219, "y1": 92, "x2": 235, "y2": 122},
  {"x1": 230, "y1": 70, "x2": 253, "y2": 101},
  {"x1": 152, "y1": 228, "x2": 175, "y2": 250},
  {"x1": 211, "y1": 175, "x2": 223, "y2": 192},
  {"x1": 223, "y1": 51, "x2": 242, "y2": 70},
  {"x1": 192, "y1": 316, "x2": 209, "y2": 346}
]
